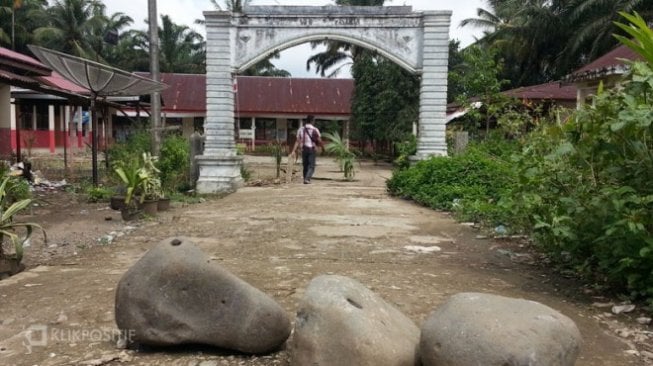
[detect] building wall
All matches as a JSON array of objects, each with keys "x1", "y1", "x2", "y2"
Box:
[{"x1": 0, "y1": 84, "x2": 11, "y2": 155}]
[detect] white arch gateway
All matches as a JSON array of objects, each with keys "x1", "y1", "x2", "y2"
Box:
[{"x1": 197, "y1": 6, "x2": 451, "y2": 193}]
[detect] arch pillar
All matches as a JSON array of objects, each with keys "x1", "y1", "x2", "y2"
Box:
[
  {"x1": 196, "y1": 11, "x2": 243, "y2": 194},
  {"x1": 416, "y1": 12, "x2": 450, "y2": 158}
]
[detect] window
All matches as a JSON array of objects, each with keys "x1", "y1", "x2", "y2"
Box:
[
  {"x1": 18, "y1": 104, "x2": 33, "y2": 130},
  {"x1": 255, "y1": 118, "x2": 276, "y2": 140},
  {"x1": 194, "y1": 117, "x2": 205, "y2": 133},
  {"x1": 238, "y1": 118, "x2": 252, "y2": 129},
  {"x1": 35, "y1": 104, "x2": 48, "y2": 130}
]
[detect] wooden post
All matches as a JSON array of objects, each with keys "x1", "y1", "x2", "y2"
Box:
[
  {"x1": 189, "y1": 132, "x2": 205, "y2": 187},
  {"x1": 48, "y1": 105, "x2": 55, "y2": 154},
  {"x1": 453, "y1": 131, "x2": 469, "y2": 155}
]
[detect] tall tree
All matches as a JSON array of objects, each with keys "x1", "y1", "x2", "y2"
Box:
[
  {"x1": 32, "y1": 0, "x2": 106, "y2": 58},
  {"x1": 565, "y1": 0, "x2": 653, "y2": 67},
  {"x1": 461, "y1": 0, "x2": 653, "y2": 88},
  {"x1": 89, "y1": 11, "x2": 133, "y2": 63},
  {"x1": 0, "y1": 0, "x2": 48, "y2": 53},
  {"x1": 306, "y1": 0, "x2": 385, "y2": 77},
  {"x1": 158, "y1": 15, "x2": 205, "y2": 73},
  {"x1": 195, "y1": 0, "x2": 288, "y2": 76}
]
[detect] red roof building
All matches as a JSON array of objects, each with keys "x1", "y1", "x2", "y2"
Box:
[
  {"x1": 565, "y1": 44, "x2": 643, "y2": 107},
  {"x1": 502, "y1": 81, "x2": 576, "y2": 106},
  {"x1": 1, "y1": 46, "x2": 119, "y2": 157},
  {"x1": 127, "y1": 73, "x2": 353, "y2": 148}
]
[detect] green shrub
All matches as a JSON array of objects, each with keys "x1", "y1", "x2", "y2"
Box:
[
  {"x1": 86, "y1": 186, "x2": 112, "y2": 203},
  {"x1": 505, "y1": 65, "x2": 653, "y2": 302},
  {"x1": 502, "y1": 15, "x2": 653, "y2": 303},
  {"x1": 393, "y1": 135, "x2": 417, "y2": 169},
  {"x1": 108, "y1": 130, "x2": 151, "y2": 171},
  {"x1": 387, "y1": 142, "x2": 517, "y2": 226},
  {"x1": 158, "y1": 135, "x2": 190, "y2": 192},
  {"x1": 240, "y1": 164, "x2": 252, "y2": 182}
]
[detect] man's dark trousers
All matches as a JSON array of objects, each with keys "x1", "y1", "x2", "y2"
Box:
[{"x1": 302, "y1": 146, "x2": 316, "y2": 182}]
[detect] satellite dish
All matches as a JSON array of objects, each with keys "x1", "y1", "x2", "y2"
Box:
[
  {"x1": 28, "y1": 45, "x2": 167, "y2": 96},
  {"x1": 28, "y1": 45, "x2": 168, "y2": 185}
]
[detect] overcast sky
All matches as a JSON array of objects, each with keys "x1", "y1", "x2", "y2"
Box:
[{"x1": 104, "y1": 0, "x2": 487, "y2": 77}]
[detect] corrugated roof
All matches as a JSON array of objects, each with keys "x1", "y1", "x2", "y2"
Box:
[
  {"x1": 0, "y1": 46, "x2": 51, "y2": 75},
  {"x1": 236, "y1": 76, "x2": 353, "y2": 116},
  {"x1": 39, "y1": 72, "x2": 90, "y2": 94},
  {"x1": 567, "y1": 44, "x2": 643, "y2": 82},
  {"x1": 502, "y1": 81, "x2": 576, "y2": 101},
  {"x1": 0, "y1": 68, "x2": 40, "y2": 85},
  {"x1": 136, "y1": 73, "x2": 354, "y2": 116}
]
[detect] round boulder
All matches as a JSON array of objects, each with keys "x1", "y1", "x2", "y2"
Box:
[
  {"x1": 420, "y1": 292, "x2": 582, "y2": 366},
  {"x1": 290, "y1": 275, "x2": 420, "y2": 366},
  {"x1": 115, "y1": 237, "x2": 291, "y2": 354}
]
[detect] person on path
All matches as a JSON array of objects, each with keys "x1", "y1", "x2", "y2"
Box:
[{"x1": 292, "y1": 115, "x2": 322, "y2": 184}]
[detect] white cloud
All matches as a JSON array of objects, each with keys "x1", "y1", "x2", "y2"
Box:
[{"x1": 103, "y1": 0, "x2": 486, "y2": 77}]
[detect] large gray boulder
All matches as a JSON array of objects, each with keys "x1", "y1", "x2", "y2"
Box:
[
  {"x1": 420, "y1": 292, "x2": 582, "y2": 366},
  {"x1": 291, "y1": 275, "x2": 420, "y2": 366},
  {"x1": 115, "y1": 237, "x2": 291, "y2": 354}
]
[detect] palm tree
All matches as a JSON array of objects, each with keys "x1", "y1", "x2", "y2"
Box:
[
  {"x1": 158, "y1": 15, "x2": 205, "y2": 73},
  {"x1": 32, "y1": 0, "x2": 107, "y2": 58},
  {"x1": 104, "y1": 28, "x2": 149, "y2": 71},
  {"x1": 89, "y1": 11, "x2": 134, "y2": 63},
  {"x1": 0, "y1": 0, "x2": 48, "y2": 53},
  {"x1": 306, "y1": 0, "x2": 385, "y2": 77},
  {"x1": 195, "y1": 0, "x2": 289, "y2": 76},
  {"x1": 461, "y1": 0, "x2": 573, "y2": 86},
  {"x1": 565, "y1": 0, "x2": 653, "y2": 67}
]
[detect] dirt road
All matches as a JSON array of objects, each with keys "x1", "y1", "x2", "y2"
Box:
[{"x1": 0, "y1": 156, "x2": 651, "y2": 365}]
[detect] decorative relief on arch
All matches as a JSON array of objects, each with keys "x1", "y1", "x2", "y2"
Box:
[{"x1": 228, "y1": 6, "x2": 429, "y2": 73}]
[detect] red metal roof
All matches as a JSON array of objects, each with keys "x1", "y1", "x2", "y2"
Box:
[
  {"x1": 568, "y1": 44, "x2": 643, "y2": 82},
  {"x1": 136, "y1": 73, "x2": 353, "y2": 116},
  {"x1": 0, "y1": 46, "x2": 50, "y2": 75},
  {"x1": 0, "y1": 68, "x2": 40, "y2": 85},
  {"x1": 135, "y1": 72, "x2": 206, "y2": 113},
  {"x1": 236, "y1": 76, "x2": 353, "y2": 116},
  {"x1": 39, "y1": 72, "x2": 90, "y2": 94},
  {"x1": 502, "y1": 81, "x2": 576, "y2": 101}
]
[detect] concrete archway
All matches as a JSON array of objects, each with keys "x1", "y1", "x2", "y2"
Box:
[{"x1": 197, "y1": 6, "x2": 451, "y2": 193}]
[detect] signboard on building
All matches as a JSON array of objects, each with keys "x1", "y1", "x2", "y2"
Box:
[{"x1": 239, "y1": 129, "x2": 253, "y2": 139}]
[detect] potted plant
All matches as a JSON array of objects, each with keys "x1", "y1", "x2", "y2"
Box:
[
  {"x1": 109, "y1": 185, "x2": 126, "y2": 211},
  {"x1": 0, "y1": 177, "x2": 46, "y2": 276},
  {"x1": 139, "y1": 153, "x2": 162, "y2": 216},
  {"x1": 113, "y1": 159, "x2": 145, "y2": 221}
]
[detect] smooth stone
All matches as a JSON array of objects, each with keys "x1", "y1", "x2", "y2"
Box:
[
  {"x1": 420, "y1": 292, "x2": 582, "y2": 366},
  {"x1": 291, "y1": 275, "x2": 420, "y2": 366},
  {"x1": 115, "y1": 237, "x2": 291, "y2": 353}
]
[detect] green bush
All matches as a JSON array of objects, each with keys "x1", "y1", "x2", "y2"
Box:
[
  {"x1": 505, "y1": 61, "x2": 653, "y2": 303},
  {"x1": 158, "y1": 135, "x2": 190, "y2": 192},
  {"x1": 86, "y1": 186, "x2": 112, "y2": 203},
  {"x1": 393, "y1": 135, "x2": 417, "y2": 169},
  {"x1": 108, "y1": 130, "x2": 151, "y2": 171},
  {"x1": 387, "y1": 142, "x2": 517, "y2": 225}
]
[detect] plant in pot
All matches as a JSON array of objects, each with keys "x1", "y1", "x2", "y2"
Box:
[
  {"x1": 139, "y1": 153, "x2": 162, "y2": 216},
  {"x1": 113, "y1": 159, "x2": 146, "y2": 221},
  {"x1": 0, "y1": 177, "x2": 47, "y2": 276}
]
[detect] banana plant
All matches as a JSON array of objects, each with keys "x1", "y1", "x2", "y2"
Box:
[{"x1": 0, "y1": 177, "x2": 46, "y2": 264}]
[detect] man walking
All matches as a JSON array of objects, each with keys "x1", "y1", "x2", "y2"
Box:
[{"x1": 292, "y1": 115, "x2": 322, "y2": 184}]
